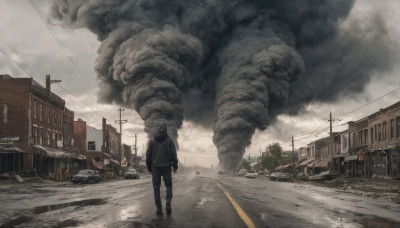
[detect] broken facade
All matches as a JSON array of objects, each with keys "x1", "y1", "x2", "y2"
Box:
[{"x1": 0, "y1": 74, "x2": 84, "y2": 180}]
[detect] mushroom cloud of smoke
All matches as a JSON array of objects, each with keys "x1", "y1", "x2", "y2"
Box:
[{"x1": 51, "y1": 0, "x2": 396, "y2": 170}]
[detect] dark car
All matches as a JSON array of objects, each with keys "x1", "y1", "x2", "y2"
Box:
[
  {"x1": 72, "y1": 170, "x2": 101, "y2": 184},
  {"x1": 269, "y1": 172, "x2": 292, "y2": 181},
  {"x1": 124, "y1": 168, "x2": 140, "y2": 179}
]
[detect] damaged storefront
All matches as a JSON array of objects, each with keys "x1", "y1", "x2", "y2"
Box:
[
  {"x1": 332, "y1": 153, "x2": 347, "y2": 175},
  {"x1": 366, "y1": 149, "x2": 400, "y2": 179},
  {"x1": 32, "y1": 145, "x2": 86, "y2": 180},
  {"x1": 0, "y1": 143, "x2": 29, "y2": 178}
]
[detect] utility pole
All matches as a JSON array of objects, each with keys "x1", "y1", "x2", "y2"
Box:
[
  {"x1": 134, "y1": 133, "x2": 137, "y2": 166},
  {"x1": 323, "y1": 112, "x2": 341, "y2": 136},
  {"x1": 115, "y1": 108, "x2": 128, "y2": 174},
  {"x1": 292, "y1": 136, "x2": 296, "y2": 178}
]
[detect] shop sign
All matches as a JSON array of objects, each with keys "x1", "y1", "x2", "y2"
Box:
[
  {"x1": 0, "y1": 137, "x2": 20, "y2": 142},
  {"x1": 345, "y1": 155, "x2": 358, "y2": 161}
]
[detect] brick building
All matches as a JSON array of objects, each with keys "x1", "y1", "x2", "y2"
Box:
[
  {"x1": 73, "y1": 118, "x2": 121, "y2": 177},
  {"x1": 346, "y1": 118, "x2": 369, "y2": 177},
  {"x1": 102, "y1": 118, "x2": 122, "y2": 163},
  {"x1": 367, "y1": 101, "x2": 400, "y2": 179},
  {"x1": 0, "y1": 74, "x2": 84, "y2": 178}
]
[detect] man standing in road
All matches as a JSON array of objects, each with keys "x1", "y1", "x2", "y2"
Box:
[{"x1": 146, "y1": 123, "x2": 178, "y2": 216}]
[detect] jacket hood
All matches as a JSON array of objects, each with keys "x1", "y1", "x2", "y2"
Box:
[{"x1": 155, "y1": 123, "x2": 168, "y2": 142}]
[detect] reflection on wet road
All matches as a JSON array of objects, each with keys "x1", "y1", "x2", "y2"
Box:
[{"x1": 0, "y1": 174, "x2": 399, "y2": 227}]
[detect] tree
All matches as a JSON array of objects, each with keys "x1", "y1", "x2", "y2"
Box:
[
  {"x1": 261, "y1": 143, "x2": 283, "y2": 172},
  {"x1": 239, "y1": 159, "x2": 251, "y2": 170},
  {"x1": 123, "y1": 144, "x2": 132, "y2": 161}
]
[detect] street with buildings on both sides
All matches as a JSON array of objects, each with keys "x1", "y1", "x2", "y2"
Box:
[
  {"x1": 0, "y1": 173, "x2": 400, "y2": 228},
  {"x1": 1, "y1": 74, "x2": 400, "y2": 227}
]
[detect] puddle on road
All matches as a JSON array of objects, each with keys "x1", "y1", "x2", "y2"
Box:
[
  {"x1": 194, "y1": 197, "x2": 214, "y2": 209},
  {"x1": 33, "y1": 198, "x2": 107, "y2": 214},
  {"x1": 353, "y1": 215, "x2": 400, "y2": 228},
  {"x1": 1, "y1": 199, "x2": 106, "y2": 227},
  {"x1": 120, "y1": 204, "x2": 140, "y2": 220}
]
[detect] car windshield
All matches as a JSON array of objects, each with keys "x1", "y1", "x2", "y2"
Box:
[
  {"x1": 77, "y1": 170, "x2": 93, "y2": 175},
  {"x1": 247, "y1": 170, "x2": 255, "y2": 173},
  {"x1": 128, "y1": 169, "x2": 136, "y2": 172}
]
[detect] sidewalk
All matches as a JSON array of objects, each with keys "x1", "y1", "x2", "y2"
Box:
[{"x1": 301, "y1": 178, "x2": 400, "y2": 203}]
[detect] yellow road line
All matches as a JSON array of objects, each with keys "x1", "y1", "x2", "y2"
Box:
[{"x1": 216, "y1": 181, "x2": 256, "y2": 228}]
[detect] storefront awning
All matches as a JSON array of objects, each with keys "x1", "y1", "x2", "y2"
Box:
[
  {"x1": 33, "y1": 145, "x2": 78, "y2": 158},
  {"x1": 345, "y1": 155, "x2": 358, "y2": 161},
  {"x1": 333, "y1": 153, "x2": 348, "y2": 158},
  {"x1": 91, "y1": 159, "x2": 105, "y2": 170},
  {"x1": 298, "y1": 157, "x2": 315, "y2": 166},
  {"x1": 0, "y1": 144, "x2": 28, "y2": 154},
  {"x1": 315, "y1": 157, "x2": 330, "y2": 168},
  {"x1": 275, "y1": 163, "x2": 294, "y2": 170},
  {"x1": 110, "y1": 159, "x2": 120, "y2": 165}
]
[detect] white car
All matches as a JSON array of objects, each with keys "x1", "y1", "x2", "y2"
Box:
[
  {"x1": 236, "y1": 169, "x2": 247, "y2": 176},
  {"x1": 245, "y1": 170, "x2": 257, "y2": 178}
]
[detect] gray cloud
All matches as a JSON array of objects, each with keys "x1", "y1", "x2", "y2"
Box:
[{"x1": 50, "y1": 0, "x2": 396, "y2": 170}]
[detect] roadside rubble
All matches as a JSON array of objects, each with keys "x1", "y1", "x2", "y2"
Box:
[{"x1": 300, "y1": 178, "x2": 400, "y2": 203}]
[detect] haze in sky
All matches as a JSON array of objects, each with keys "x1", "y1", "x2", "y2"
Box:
[{"x1": 0, "y1": 0, "x2": 399, "y2": 168}]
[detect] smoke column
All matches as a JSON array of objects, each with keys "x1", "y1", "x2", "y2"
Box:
[{"x1": 51, "y1": 0, "x2": 395, "y2": 170}]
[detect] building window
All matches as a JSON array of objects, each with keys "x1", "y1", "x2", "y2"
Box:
[
  {"x1": 378, "y1": 124, "x2": 381, "y2": 142},
  {"x1": 53, "y1": 109, "x2": 57, "y2": 125},
  {"x1": 59, "y1": 113, "x2": 62, "y2": 127},
  {"x1": 382, "y1": 122, "x2": 387, "y2": 141},
  {"x1": 39, "y1": 128, "x2": 43, "y2": 145},
  {"x1": 33, "y1": 127, "x2": 37, "y2": 144},
  {"x1": 390, "y1": 119, "x2": 394, "y2": 139},
  {"x1": 47, "y1": 130, "x2": 50, "y2": 145},
  {"x1": 40, "y1": 103, "x2": 43, "y2": 121},
  {"x1": 370, "y1": 127, "x2": 373, "y2": 144},
  {"x1": 88, "y1": 141, "x2": 96, "y2": 151},
  {"x1": 53, "y1": 132, "x2": 56, "y2": 147},
  {"x1": 397, "y1": 116, "x2": 400, "y2": 138},
  {"x1": 33, "y1": 100, "x2": 37, "y2": 119},
  {"x1": 47, "y1": 106, "x2": 50, "y2": 123},
  {"x1": 364, "y1": 129, "x2": 368, "y2": 145},
  {"x1": 3, "y1": 104, "x2": 8, "y2": 124},
  {"x1": 374, "y1": 124, "x2": 377, "y2": 141},
  {"x1": 359, "y1": 131, "x2": 362, "y2": 147}
]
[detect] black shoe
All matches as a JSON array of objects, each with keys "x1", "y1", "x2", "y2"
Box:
[
  {"x1": 156, "y1": 207, "x2": 163, "y2": 216},
  {"x1": 166, "y1": 201, "x2": 171, "y2": 215}
]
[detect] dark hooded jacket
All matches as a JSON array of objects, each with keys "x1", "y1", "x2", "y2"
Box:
[{"x1": 146, "y1": 124, "x2": 178, "y2": 172}]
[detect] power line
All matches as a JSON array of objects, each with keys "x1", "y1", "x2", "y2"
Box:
[
  {"x1": 0, "y1": 48, "x2": 41, "y2": 80},
  {"x1": 29, "y1": 0, "x2": 95, "y2": 89},
  {"x1": 336, "y1": 87, "x2": 400, "y2": 118},
  {"x1": 56, "y1": 84, "x2": 113, "y2": 120},
  {"x1": 1, "y1": 44, "x2": 114, "y2": 122}
]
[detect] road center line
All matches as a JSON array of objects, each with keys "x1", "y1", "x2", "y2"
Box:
[{"x1": 216, "y1": 181, "x2": 256, "y2": 228}]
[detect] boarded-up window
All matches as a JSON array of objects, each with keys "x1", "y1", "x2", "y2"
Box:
[
  {"x1": 390, "y1": 119, "x2": 394, "y2": 139},
  {"x1": 3, "y1": 104, "x2": 8, "y2": 124},
  {"x1": 88, "y1": 141, "x2": 96, "y2": 151},
  {"x1": 397, "y1": 116, "x2": 400, "y2": 138},
  {"x1": 33, "y1": 100, "x2": 37, "y2": 119}
]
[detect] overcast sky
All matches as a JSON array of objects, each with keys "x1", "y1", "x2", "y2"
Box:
[{"x1": 1, "y1": 0, "x2": 399, "y2": 168}]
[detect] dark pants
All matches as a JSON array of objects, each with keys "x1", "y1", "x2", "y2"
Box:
[{"x1": 152, "y1": 167, "x2": 173, "y2": 208}]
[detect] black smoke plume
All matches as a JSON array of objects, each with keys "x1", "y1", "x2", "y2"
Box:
[{"x1": 51, "y1": 0, "x2": 396, "y2": 170}]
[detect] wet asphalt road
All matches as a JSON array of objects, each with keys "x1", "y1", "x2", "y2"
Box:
[{"x1": 0, "y1": 174, "x2": 400, "y2": 228}]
